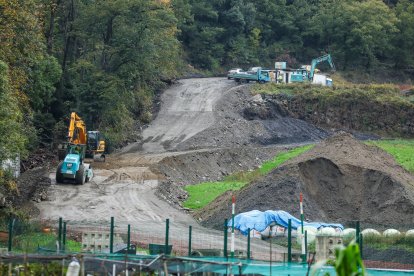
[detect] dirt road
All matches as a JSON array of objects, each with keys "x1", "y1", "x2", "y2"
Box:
[{"x1": 123, "y1": 78, "x2": 234, "y2": 153}]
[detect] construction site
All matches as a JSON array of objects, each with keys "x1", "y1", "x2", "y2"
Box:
[{"x1": 0, "y1": 72, "x2": 412, "y2": 275}]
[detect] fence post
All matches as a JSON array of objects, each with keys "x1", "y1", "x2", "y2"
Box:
[
  {"x1": 127, "y1": 224, "x2": 131, "y2": 252},
  {"x1": 110, "y1": 217, "x2": 114, "y2": 254},
  {"x1": 7, "y1": 219, "x2": 13, "y2": 252},
  {"x1": 247, "y1": 228, "x2": 251, "y2": 260},
  {"x1": 359, "y1": 233, "x2": 363, "y2": 259},
  {"x1": 355, "y1": 221, "x2": 360, "y2": 244},
  {"x1": 305, "y1": 230, "x2": 308, "y2": 260},
  {"x1": 165, "y1": 219, "x2": 169, "y2": 255},
  {"x1": 58, "y1": 217, "x2": 63, "y2": 248},
  {"x1": 223, "y1": 219, "x2": 228, "y2": 259},
  {"x1": 288, "y1": 219, "x2": 292, "y2": 263},
  {"x1": 188, "y1": 226, "x2": 192, "y2": 256},
  {"x1": 63, "y1": 222, "x2": 67, "y2": 252}
]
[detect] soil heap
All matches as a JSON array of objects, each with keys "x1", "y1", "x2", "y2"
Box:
[
  {"x1": 196, "y1": 133, "x2": 414, "y2": 229},
  {"x1": 5, "y1": 167, "x2": 51, "y2": 216}
]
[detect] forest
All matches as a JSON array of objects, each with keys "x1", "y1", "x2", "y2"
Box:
[{"x1": 0, "y1": 0, "x2": 413, "y2": 179}]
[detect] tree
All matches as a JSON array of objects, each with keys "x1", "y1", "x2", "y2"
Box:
[
  {"x1": 0, "y1": 62, "x2": 27, "y2": 163},
  {"x1": 310, "y1": 0, "x2": 398, "y2": 69},
  {"x1": 394, "y1": 0, "x2": 414, "y2": 68}
]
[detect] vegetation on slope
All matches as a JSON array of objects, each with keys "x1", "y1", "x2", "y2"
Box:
[
  {"x1": 368, "y1": 140, "x2": 414, "y2": 173},
  {"x1": 183, "y1": 145, "x2": 313, "y2": 209},
  {"x1": 253, "y1": 83, "x2": 414, "y2": 137}
]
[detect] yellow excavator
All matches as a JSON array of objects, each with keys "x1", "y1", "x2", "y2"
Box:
[
  {"x1": 56, "y1": 112, "x2": 106, "y2": 184},
  {"x1": 86, "y1": 131, "x2": 106, "y2": 161}
]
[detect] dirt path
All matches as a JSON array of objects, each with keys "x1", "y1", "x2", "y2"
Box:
[{"x1": 123, "y1": 77, "x2": 234, "y2": 153}]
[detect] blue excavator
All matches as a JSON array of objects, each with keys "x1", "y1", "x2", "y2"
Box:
[{"x1": 290, "y1": 54, "x2": 336, "y2": 84}]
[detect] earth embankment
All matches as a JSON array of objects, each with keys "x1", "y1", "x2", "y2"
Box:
[{"x1": 196, "y1": 133, "x2": 414, "y2": 229}]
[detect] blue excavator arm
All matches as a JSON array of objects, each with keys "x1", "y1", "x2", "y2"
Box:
[{"x1": 309, "y1": 54, "x2": 336, "y2": 80}]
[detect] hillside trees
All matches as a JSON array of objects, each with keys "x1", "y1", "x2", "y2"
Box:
[
  {"x1": 311, "y1": 0, "x2": 398, "y2": 69},
  {"x1": 178, "y1": 0, "x2": 413, "y2": 72},
  {"x1": 0, "y1": 0, "x2": 60, "y2": 150},
  {"x1": 394, "y1": 0, "x2": 414, "y2": 69},
  {"x1": 48, "y1": 0, "x2": 181, "y2": 145}
]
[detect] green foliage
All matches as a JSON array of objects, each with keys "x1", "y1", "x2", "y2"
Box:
[
  {"x1": 14, "y1": 232, "x2": 81, "y2": 253},
  {"x1": 51, "y1": 0, "x2": 181, "y2": 146},
  {"x1": 0, "y1": 262, "x2": 66, "y2": 275},
  {"x1": 178, "y1": 0, "x2": 413, "y2": 72},
  {"x1": 363, "y1": 233, "x2": 414, "y2": 253},
  {"x1": 0, "y1": 61, "x2": 27, "y2": 163},
  {"x1": 334, "y1": 242, "x2": 365, "y2": 276},
  {"x1": 183, "y1": 145, "x2": 312, "y2": 209},
  {"x1": 367, "y1": 140, "x2": 414, "y2": 173},
  {"x1": 312, "y1": 242, "x2": 365, "y2": 276}
]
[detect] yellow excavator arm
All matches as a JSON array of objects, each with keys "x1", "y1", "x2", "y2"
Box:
[{"x1": 68, "y1": 112, "x2": 87, "y2": 145}]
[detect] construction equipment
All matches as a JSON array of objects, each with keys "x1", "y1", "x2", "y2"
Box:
[
  {"x1": 86, "y1": 131, "x2": 106, "y2": 161},
  {"x1": 228, "y1": 69, "x2": 271, "y2": 84},
  {"x1": 290, "y1": 54, "x2": 335, "y2": 84},
  {"x1": 55, "y1": 112, "x2": 93, "y2": 185}
]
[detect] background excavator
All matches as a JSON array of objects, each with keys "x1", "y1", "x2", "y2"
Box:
[
  {"x1": 290, "y1": 54, "x2": 336, "y2": 84},
  {"x1": 86, "y1": 131, "x2": 106, "y2": 161},
  {"x1": 56, "y1": 112, "x2": 99, "y2": 184}
]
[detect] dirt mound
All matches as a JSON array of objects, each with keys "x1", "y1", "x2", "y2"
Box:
[
  {"x1": 197, "y1": 133, "x2": 414, "y2": 229},
  {"x1": 154, "y1": 146, "x2": 284, "y2": 207},
  {"x1": 6, "y1": 167, "x2": 52, "y2": 216},
  {"x1": 176, "y1": 86, "x2": 329, "y2": 150}
]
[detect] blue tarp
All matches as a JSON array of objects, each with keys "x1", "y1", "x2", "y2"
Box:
[{"x1": 227, "y1": 210, "x2": 344, "y2": 235}]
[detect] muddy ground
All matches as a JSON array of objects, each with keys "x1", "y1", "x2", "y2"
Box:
[{"x1": 195, "y1": 133, "x2": 414, "y2": 230}]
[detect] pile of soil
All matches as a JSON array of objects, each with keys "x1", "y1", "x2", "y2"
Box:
[
  {"x1": 196, "y1": 133, "x2": 414, "y2": 229},
  {"x1": 154, "y1": 146, "x2": 286, "y2": 208},
  {"x1": 177, "y1": 86, "x2": 329, "y2": 150},
  {"x1": 6, "y1": 167, "x2": 51, "y2": 216}
]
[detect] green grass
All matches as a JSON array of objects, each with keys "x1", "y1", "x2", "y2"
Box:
[
  {"x1": 14, "y1": 232, "x2": 81, "y2": 253},
  {"x1": 183, "y1": 145, "x2": 313, "y2": 210},
  {"x1": 367, "y1": 140, "x2": 414, "y2": 173},
  {"x1": 363, "y1": 234, "x2": 414, "y2": 253},
  {"x1": 183, "y1": 181, "x2": 246, "y2": 210}
]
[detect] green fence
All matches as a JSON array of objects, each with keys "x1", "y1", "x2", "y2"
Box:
[{"x1": 1, "y1": 217, "x2": 413, "y2": 273}]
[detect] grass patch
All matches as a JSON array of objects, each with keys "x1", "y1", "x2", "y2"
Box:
[
  {"x1": 183, "y1": 181, "x2": 246, "y2": 210},
  {"x1": 183, "y1": 145, "x2": 313, "y2": 210},
  {"x1": 14, "y1": 232, "x2": 81, "y2": 253},
  {"x1": 367, "y1": 140, "x2": 414, "y2": 173}
]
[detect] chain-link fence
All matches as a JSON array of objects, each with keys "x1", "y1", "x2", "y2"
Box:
[
  {"x1": 1, "y1": 217, "x2": 413, "y2": 274},
  {"x1": 359, "y1": 222, "x2": 414, "y2": 270}
]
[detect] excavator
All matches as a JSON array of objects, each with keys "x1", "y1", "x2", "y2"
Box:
[
  {"x1": 290, "y1": 54, "x2": 336, "y2": 84},
  {"x1": 86, "y1": 131, "x2": 106, "y2": 161},
  {"x1": 56, "y1": 112, "x2": 94, "y2": 184}
]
